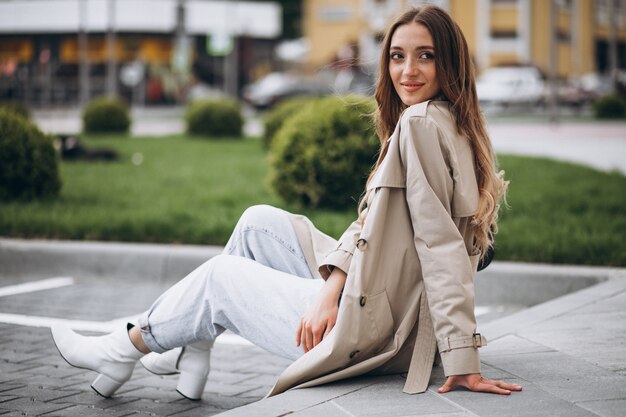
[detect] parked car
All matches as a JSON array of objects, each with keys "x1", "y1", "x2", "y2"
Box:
[
  {"x1": 578, "y1": 73, "x2": 614, "y2": 100},
  {"x1": 556, "y1": 78, "x2": 595, "y2": 108},
  {"x1": 476, "y1": 66, "x2": 546, "y2": 107},
  {"x1": 243, "y1": 72, "x2": 329, "y2": 109}
]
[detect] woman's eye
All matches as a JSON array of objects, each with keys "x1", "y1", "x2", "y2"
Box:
[
  {"x1": 419, "y1": 52, "x2": 435, "y2": 60},
  {"x1": 390, "y1": 53, "x2": 403, "y2": 60}
]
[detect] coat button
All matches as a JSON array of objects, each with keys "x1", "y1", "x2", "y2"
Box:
[
  {"x1": 359, "y1": 295, "x2": 367, "y2": 307},
  {"x1": 356, "y1": 239, "x2": 368, "y2": 251},
  {"x1": 349, "y1": 350, "x2": 360, "y2": 359}
]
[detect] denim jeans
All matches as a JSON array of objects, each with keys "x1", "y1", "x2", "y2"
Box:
[{"x1": 137, "y1": 205, "x2": 330, "y2": 361}]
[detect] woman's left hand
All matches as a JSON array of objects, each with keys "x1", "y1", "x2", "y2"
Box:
[
  {"x1": 296, "y1": 268, "x2": 346, "y2": 353},
  {"x1": 438, "y1": 373, "x2": 522, "y2": 395}
]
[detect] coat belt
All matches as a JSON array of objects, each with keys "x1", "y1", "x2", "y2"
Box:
[
  {"x1": 402, "y1": 283, "x2": 437, "y2": 394},
  {"x1": 438, "y1": 333, "x2": 487, "y2": 352}
]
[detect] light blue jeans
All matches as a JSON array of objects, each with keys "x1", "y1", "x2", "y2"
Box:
[{"x1": 137, "y1": 205, "x2": 328, "y2": 361}]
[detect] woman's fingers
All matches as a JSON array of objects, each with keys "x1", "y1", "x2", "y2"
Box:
[
  {"x1": 312, "y1": 324, "x2": 324, "y2": 347},
  {"x1": 482, "y1": 378, "x2": 523, "y2": 392},
  {"x1": 304, "y1": 322, "x2": 313, "y2": 352},
  {"x1": 439, "y1": 375, "x2": 522, "y2": 395},
  {"x1": 295, "y1": 320, "x2": 302, "y2": 347},
  {"x1": 300, "y1": 321, "x2": 309, "y2": 352},
  {"x1": 297, "y1": 317, "x2": 335, "y2": 353},
  {"x1": 473, "y1": 380, "x2": 511, "y2": 395},
  {"x1": 323, "y1": 319, "x2": 335, "y2": 339}
]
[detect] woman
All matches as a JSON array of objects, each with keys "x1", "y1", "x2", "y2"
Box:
[{"x1": 51, "y1": 5, "x2": 521, "y2": 401}]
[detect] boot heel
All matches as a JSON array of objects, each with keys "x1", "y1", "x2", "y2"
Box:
[
  {"x1": 91, "y1": 373, "x2": 124, "y2": 398},
  {"x1": 176, "y1": 371, "x2": 208, "y2": 401}
]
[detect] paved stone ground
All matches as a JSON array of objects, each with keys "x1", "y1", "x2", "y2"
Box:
[
  {"x1": 0, "y1": 322, "x2": 290, "y2": 416},
  {"x1": 2, "y1": 239, "x2": 626, "y2": 416},
  {"x1": 2, "y1": 269, "x2": 626, "y2": 416},
  {"x1": 0, "y1": 267, "x2": 291, "y2": 416},
  {"x1": 219, "y1": 269, "x2": 626, "y2": 417}
]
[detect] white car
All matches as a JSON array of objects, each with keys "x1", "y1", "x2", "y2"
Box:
[
  {"x1": 476, "y1": 66, "x2": 546, "y2": 107},
  {"x1": 242, "y1": 72, "x2": 329, "y2": 109}
]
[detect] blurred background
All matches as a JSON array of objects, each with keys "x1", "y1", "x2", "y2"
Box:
[
  {"x1": 1, "y1": 0, "x2": 625, "y2": 267},
  {"x1": 0, "y1": 0, "x2": 624, "y2": 115}
]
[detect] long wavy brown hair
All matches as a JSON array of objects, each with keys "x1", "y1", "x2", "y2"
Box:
[{"x1": 360, "y1": 5, "x2": 508, "y2": 257}]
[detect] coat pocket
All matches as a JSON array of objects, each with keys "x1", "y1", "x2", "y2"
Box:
[{"x1": 345, "y1": 289, "x2": 394, "y2": 362}]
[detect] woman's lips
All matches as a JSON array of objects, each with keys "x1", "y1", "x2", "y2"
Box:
[{"x1": 401, "y1": 82, "x2": 424, "y2": 93}]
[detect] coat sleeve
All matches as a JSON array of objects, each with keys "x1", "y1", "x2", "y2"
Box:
[
  {"x1": 399, "y1": 114, "x2": 482, "y2": 377},
  {"x1": 317, "y1": 215, "x2": 363, "y2": 280}
]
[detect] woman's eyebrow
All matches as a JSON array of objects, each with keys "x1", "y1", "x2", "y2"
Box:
[{"x1": 389, "y1": 45, "x2": 434, "y2": 51}]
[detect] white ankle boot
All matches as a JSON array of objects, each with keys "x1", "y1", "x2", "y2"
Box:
[
  {"x1": 140, "y1": 341, "x2": 212, "y2": 400},
  {"x1": 51, "y1": 323, "x2": 145, "y2": 398}
]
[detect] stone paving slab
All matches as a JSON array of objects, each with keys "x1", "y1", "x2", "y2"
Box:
[
  {"x1": 0, "y1": 282, "x2": 171, "y2": 321},
  {"x1": 577, "y1": 399, "x2": 626, "y2": 417},
  {"x1": 215, "y1": 271, "x2": 626, "y2": 417},
  {"x1": 0, "y1": 323, "x2": 287, "y2": 416},
  {"x1": 483, "y1": 351, "x2": 626, "y2": 403}
]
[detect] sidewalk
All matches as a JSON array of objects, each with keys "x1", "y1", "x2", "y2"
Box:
[
  {"x1": 1, "y1": 239, "x2": 625, "y2": 416},
  {"x1": 221, "y1": 268, "x2": 626, "y2": 417},
  {"x1": 31, "y1": 106, "x2": 264, "y2": 138},
  {"x1": 487, "y1": 122, "x2": 626, "y2": 174}
]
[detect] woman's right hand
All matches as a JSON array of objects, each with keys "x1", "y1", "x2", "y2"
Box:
[
  {"x1": 296, "y1": 268, "x2": 346, "y2": 352},
  {"x1": 438, "y1": 373, "x2": 522, "y2": 395}
]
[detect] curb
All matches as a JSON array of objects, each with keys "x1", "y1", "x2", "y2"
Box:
[
  {"x1": 0, "y1": 238, "x2": 222, "y2": 284},
  {"x1": 1, "y1": 237, "x2": 622, "y2": 307}
]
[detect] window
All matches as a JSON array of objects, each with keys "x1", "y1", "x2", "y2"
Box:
[
  {"x1": 595, "y1": 0, "x2": 626, "y2": 26},
  {"x1": 595, "y1": 0, "x2": 610, "y2": 25},
  {"x1": 556, "y1": 0, "x2": 572, "y2": 9},
  {"x1": 491, "y1": 30, "x2": 518, "y2": 39},
  {"x1": 319, "y1": 6, "x2": 353, "y2": 22}
]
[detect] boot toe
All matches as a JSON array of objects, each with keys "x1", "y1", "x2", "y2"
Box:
[{"x1": 140, "y1": 348, "x2": 182, "y2": 375}]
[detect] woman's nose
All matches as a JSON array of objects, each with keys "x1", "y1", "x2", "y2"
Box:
[{"x1": 403, "y1": 60, "x2": 419, "y2": 76}]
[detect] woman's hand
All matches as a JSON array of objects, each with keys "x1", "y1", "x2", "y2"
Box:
[
  {"x1": 438, "y1": 374, "x2": 522, "y2": 395},
  {"x1": 296, "y1": 268, "x2": 346, "y2": 353}
]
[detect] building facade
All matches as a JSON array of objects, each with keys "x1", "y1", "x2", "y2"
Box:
[
  {"x1": 304, "y1": 0, "x2": 626, "y2": 79},
  {"x1": 0, "y1": 0, "x2": 281, "y2": 106}
]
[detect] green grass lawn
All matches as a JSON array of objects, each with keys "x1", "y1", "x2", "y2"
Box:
[
  {"x1": 1, "y1": 134, "x2": 624, "y2": 266},
  {"x1": 0, "y1": 135, "x2": 355, "y2": 246},
  {"x1": 495, "y1": 155, "x2": 626, "y2": 266}
]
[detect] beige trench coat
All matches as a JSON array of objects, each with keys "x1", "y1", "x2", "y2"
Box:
[{"x1": 270, "y1": 99, "x2": 486, "y2": 396}]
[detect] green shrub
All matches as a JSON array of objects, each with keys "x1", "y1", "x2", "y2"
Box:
[
  {"x1": 185, "y1": 99, "x2": 243, "y2": 137},
  {"x1": 82, "y1": 96, "x2": 131, "y2": 134},
  {"x1": 593, "y1": 94, "x2": 626, "y2": 119},
  {"x1": 269, "y1": 95, "x2": 378, "y2": 209},
  {"x1": 263, "y1": 97, "x2": 319, "y2": 149},
  {"x1": 0, "y1": 101, "x2": 30, "y2": 120},
  {"x1": 0, "y1": 110, "x2": 61, "y2": 201}
]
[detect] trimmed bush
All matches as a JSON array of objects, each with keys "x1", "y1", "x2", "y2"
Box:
[
  {"x1": 0, "y1": 101, "x2": 30, "y2": 120},
  {"x1": 593, "y1": 94, "x2": 626, "y2": 119},
  {"x1": 0, "y1": 110, "x2": 61, "y2": 201},
  {"x1": 83, "y1": 96, "x2": 131, "y2": 134},
  {"x1": 263, "y1": 97, "x2": 319, "y2": 149},
  {"x1": 269, "y1": 95, "x2": 378, "y2": 209},
  {"x1": 185, "y1": 99, "x2": 243, "y2": 138}
]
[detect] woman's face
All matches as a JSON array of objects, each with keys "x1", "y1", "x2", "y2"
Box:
[{"x1": 388, "y1": 22, "x2": 440, "y2": 106}]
